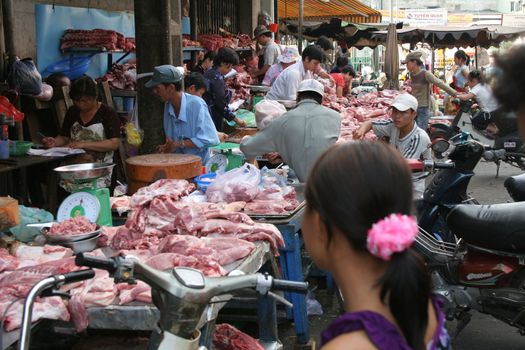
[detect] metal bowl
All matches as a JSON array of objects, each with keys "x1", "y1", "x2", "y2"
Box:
[
  {"x1": 43, "y1": 225, "x2": 102, "y2": 243},
  {"x1": 58, "y1": 233, "x2": 100, "y2": 254},
  {"x1": 54, "y1": 163, "x2": 115, "y2": 183},
  {"x1": 249, "y1": 85, "x2": 271, "y2": 93}
]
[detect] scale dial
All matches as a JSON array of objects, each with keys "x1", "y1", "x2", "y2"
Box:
[
  {"x1": 205, "y1": 154, "x2": 228, "y2": 174},
  {"x1": 57, "y1": 192, "x2": 100, "y2": 223}
]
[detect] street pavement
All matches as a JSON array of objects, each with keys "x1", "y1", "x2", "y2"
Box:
[{"x1": 283, "y1": 160, "x2": 525, "y2": 349}]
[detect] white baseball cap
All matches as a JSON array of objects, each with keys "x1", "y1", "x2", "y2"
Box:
[
  {"x1": 297, "y1": 79, "x2": 324, "y2": 97},
  {"x1": 391, "y1": 93, "x2": 418, "y2": 111}
]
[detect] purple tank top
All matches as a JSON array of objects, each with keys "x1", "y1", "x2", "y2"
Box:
[{"x1": 321, "y1": 297, "x2": 451, "y2": 350}]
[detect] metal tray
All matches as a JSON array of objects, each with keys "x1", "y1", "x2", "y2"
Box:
[
  {"x1": 43, "y1": 225, "x2": 101, "y2": 243},
  {"x1": 54, "y1": 163, "x2": 115, "y2": 183},
  {"x1": 244, "y1": 200, "x2": 306, "y2": 219},
  {"x1": 249, "y1": 85, "x2": 271, "y2": 93}
]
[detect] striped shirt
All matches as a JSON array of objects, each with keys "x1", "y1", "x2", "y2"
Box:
[{"x1": 372, "y1": 119, "x2": 431, "y2": 198}]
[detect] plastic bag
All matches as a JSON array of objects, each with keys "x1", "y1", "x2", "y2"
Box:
[
  {"x1": 0, "y1": 197, "x2": 19, "y2": 231},
  {"x1": 8, "y1": 58, "x2": 43, "y2": 96},
  {"x1": 255, "y1": 100, "x2": 286, "y2": 130},
  {"x1": 9, "y1": 205, "x2": 54, "y2": 242},
  {"x1": 206, "y1": 163, "x2": 261, "y2": 203},
  {"x1": 126, "y1": 98, "x2": 143, "y2": 147}
]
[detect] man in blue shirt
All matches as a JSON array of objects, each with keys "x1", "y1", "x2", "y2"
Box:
[{"x1": 146, "y1": 65, "x2": 219, "y2": 161}]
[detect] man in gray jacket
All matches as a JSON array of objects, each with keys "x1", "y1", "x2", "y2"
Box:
[{"x1": 240, "y1": 79, "x2": 341, "y2": 182}]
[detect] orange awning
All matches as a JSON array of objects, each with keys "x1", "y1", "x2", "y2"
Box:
[{"x1": 278, "y1": 0, "x2": 381, "y2": 23}]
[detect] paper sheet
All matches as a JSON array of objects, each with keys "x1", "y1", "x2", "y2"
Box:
[{"x1": 27, "y1": 147, "x2": 86, "y2": 157}]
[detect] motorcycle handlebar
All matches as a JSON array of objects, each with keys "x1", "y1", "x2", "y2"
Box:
[
  {"x1": 75, "y1": 253, "x2": 118, "y2": 273},
  {"x1": 433, "y1": 162, "x2": 455, "y2": 169},
  {"x1": 61, "y1": 269, "x2": 95, "y2": 284},
  {"x1": 272, "y1": 279, "x2": 309, "y2": 293}
]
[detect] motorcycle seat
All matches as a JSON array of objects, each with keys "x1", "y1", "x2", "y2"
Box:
[
  {"x1": 504, "y1": 173, "x2": 525, "y2": 202},
  {"x1": 447, "y1": 202, "x2": 525, "y2": 252}
]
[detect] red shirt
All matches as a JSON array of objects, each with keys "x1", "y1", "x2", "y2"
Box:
[{"x1": 330, "y1": 73, "x2": 349, "y2": 96}]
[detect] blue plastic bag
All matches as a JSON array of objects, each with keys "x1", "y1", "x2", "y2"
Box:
[{"x1": 9, "y1": 205, "x2": 53, "y2": 242}]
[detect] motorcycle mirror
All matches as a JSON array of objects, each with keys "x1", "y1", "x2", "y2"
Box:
[{"x1": 432, "y1": 139, "x2": 450, "y2": 155}]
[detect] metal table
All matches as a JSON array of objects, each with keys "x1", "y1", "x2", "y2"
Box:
[{"x1": 87, "y1": 242, "x2": 273, "y2": 347}]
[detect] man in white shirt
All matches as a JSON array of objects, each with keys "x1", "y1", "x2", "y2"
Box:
[
  {"x1": 265, "y1": 45, "x2": 325, "y2": 101},
  {"x1": 353, "y1": 93, "x2": 431, "y2": 198}
]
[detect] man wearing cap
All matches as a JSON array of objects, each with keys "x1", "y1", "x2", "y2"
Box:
[
  {"x1": 146, "y1": 64, "x2": 220, "y2": 161},
  {"x1": 353, "y1": 93, "x2": 431, "y2": 198},
  {"x1": 251, "y1": 25, "x2": 282, "y2": 83},
  {"x1": 262, "y1": 47, "x2": 300, "y2": 86},
  {"x1": 240, "y1": 79, "x2": 341, "y2": 182},
  {"x1": 402, "y1": 50, "x2": 457, "y2": 130}
]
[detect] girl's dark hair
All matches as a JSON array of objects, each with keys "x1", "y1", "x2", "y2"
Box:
[
  {"x1": 213, "y1": 47, "x2": 239, "y2": 66},
  {"x1": 468, "y1": 70, "x2": 485, "y2": 84},
  {"x1": 302, "y1": 45, "x2": 324, "y2": 63},
  {"x1": 341, "y1": 66, "x2": 356, "y2": 77},
  {"x1": 336, "y1": 57, "x2": 349, "y2": 68},
  {"x1": 203, "y1": 51, "x2": 216, "y2": 62},
  {"x1": 494, "y1": 45, "x2": 525, "y2": 112},
  {"x1": 455, "y1": 50, "x2": 470, "y2": 65},
  {"x1": 184, "y1": 72, "x2": 208, "y2": 92},
  {"x1": 69, "y1": 76, "x2": 97, "y2": 101},
  {"x1": 315, "y1": 36, "x2": 333, "y2": 51},
  {"x1": 305, "y1": 142, "x2": 431, "y2": 350}
]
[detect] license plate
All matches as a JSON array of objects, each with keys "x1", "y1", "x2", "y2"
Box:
[{"x1": 504, "y1": 142, "x2": 517, "y2": 149}]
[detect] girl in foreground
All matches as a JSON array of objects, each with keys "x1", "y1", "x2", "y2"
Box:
[{"x1": 303, "y1": 142, "x2": 451, "y2": 350}]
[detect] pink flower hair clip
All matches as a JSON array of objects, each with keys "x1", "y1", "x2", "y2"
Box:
[{"x1": 366, "y1": 214, "x2": 419, "y2": 261}]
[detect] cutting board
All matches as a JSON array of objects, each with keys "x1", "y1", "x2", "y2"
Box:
[{"x1": 126, "y1": 153, "x2": 202, "y2": 195}]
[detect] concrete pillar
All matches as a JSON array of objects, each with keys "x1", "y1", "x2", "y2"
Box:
[
  {"x1": 239, "y1": 0, "x2": 260, "y2": 37},
  {"x1": 134, "y1": 0, "x2": 182, "y2": 154},
  {"x1": 260, "y1": 0, "x2": 274, "y2": 22}
]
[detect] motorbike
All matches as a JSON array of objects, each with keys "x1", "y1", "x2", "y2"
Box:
[
  {"x1": 429, "y1": 99, "x2": 525, "y2": 176},
  {"x1": 411, "y1": 138, "x2": 525, "y2": 337},
  {"x1": 17, "y1": 253, "x2": 308, "y2": 350}
]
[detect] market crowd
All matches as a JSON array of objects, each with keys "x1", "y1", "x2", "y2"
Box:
[{"x1": 34, "y1": 21, "x2": 525, "y2": 350}]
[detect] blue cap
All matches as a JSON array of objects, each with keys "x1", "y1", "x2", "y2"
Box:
[{"x1": 145, "y1": 65, "x2": 183, "y2": 88}]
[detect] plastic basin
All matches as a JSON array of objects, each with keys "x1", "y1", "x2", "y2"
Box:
[
  {"x1": 194, "y1": 173, "x2": 217, "y2": 192},
  {"x1": 43, "y1": 56, "x2": 92, "y2": 80},
  {"x1": 9, "y1": 141, "x2": 33, "y2": 156}
]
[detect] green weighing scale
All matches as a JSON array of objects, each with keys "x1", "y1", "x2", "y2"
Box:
[
  {"x1": 205, "y1": 142, "x2": 245, "y2": 173},
  {"x1": 54, "y1": 163, "x2": 114, "y2": 226}
]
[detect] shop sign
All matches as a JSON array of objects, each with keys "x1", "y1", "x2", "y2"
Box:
[
  {"x1": 502, "y1": 14, "x2": 525, "y2": 27},
  {"x1": 405, "y1": 8, "x2": 448, "y2": 26},
  {"x1": 447, "y1": 13, "x2": 473, "y2": 26}
]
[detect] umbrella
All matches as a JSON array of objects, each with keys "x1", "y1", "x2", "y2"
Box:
[{"x1": 383, "y1": 23, "x2": 399, "y2": 90}]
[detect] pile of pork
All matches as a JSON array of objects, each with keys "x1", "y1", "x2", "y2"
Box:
[
  {"x1": 96, "y1": 62, "x2": 137, "y2": 90},
  {"x1": 107, "y1": 178, "x2": 287, "y2": 255},
  {"x1": 318, "y1": 78, "x2": 403, "y2": 142},
  {"x1": 60, "y1": 29, "x2": 135, "y2": 51}
]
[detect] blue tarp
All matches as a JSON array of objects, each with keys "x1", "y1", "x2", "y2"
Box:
[{"x1": 35, "y1": 4, "x2": 135, "y2": 78}]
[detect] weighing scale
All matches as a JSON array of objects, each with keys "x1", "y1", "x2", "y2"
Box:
[
  {"x1": 205, "y1": 142, "x2": 245, "y2": 173},
  {"x1": 54, "y1": 163, "x2": 115, "y2": 227}
]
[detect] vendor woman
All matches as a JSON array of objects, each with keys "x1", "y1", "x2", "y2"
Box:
[{"x1": 42, "y1": 76, "x2": 120, "y2": 186}]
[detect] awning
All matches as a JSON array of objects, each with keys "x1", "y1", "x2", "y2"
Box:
[
  {"x1": 279, "y1": 18, "x2": 396, "y2": 48},
  {"x1": 278, "y1": 0, "x2": 381, "y2": 23},
  {"x1": 370, "y1": 26, "x2": 525, "y2": 48}
]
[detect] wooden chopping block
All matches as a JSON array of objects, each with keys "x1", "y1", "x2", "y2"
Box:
[{"x1": 126, "y1": 153, "x2": 202, "y2": 195}]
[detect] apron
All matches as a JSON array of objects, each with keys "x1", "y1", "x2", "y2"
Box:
[{"x1": 61, "y1": 121, "x2": 114, "y2": 191}]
